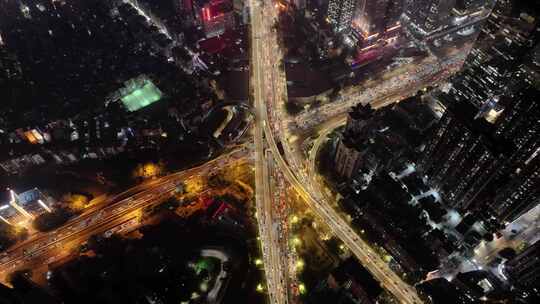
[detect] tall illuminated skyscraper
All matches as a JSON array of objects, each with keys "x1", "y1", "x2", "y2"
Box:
[
  {"x1": 327, "y1": 0, "x2": 358, "y2": 33},
  {"x1": 327, "y1": 0, "x2": 404, "y2": 36}
]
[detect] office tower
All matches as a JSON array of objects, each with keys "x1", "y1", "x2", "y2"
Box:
[
  {"x1": 505, "y1": 242, "x2": 540, "y2": 289},
  {"x1": 327, "y1": 0, "x2": 358, "y2": 33}
]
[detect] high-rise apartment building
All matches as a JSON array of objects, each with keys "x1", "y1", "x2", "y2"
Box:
[
  {"x1": 435, "y1": 4, "x2": 540, "y2": 223},
  {"x1": 405, "y1": 0, "x2": 494, "y2": 37},
  {"x1": 405, "y1": 0, "x2": 455, "y2": 35},
  {"x1": 448, "y1": 3, "x2": 539, "y2": 109},
  {"x1": 327, "y1": 0, "x2": 358, "y2": 33},
  {"x1": 332, "y1": 102, "x2": 429, "y2": 186},
  {"x1": 491, "y1": 157, "x2": 539, "y2": 222},
  {"x1": 419, "y1": 101, "x2": 504, "y2": 211},
  {"x1": 421, "y1": 83, "x2": 540, "y2": 222},
  {"x1": 334, "y1": 105, "x2": 381, "y2": 180},
  {"x1": 504, "y1": 242, "x2": 540, "y2": 289},
  {"x1": 0, "y1": 45, "x2": 22, "y2": 82},
  {"x1": 485, "y1": 88, "x2": 540, "y2": 222}
]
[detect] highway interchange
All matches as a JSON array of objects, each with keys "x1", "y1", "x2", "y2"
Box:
[
  {"x1": 0, "y1": 1, "x2": 468, "y2": 303},
  {"x1": 248, "y1": 1, "x2": 426, "y2": 303}
]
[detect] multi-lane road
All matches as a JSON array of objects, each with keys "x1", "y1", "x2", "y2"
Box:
[
  {"x1": 289, "y1": 49, "x2": 468, "y2": 132},
  {"x1": 1, "y1": 2, "x2": 461, "y2": 302},
  {"x1": 249, "y1": 1, "x2": 425, "y2": 304},
  {"x1": 250, "y1": 0, "x2": 290, "y2": 303},
  {"x1": 0, "y1": 146, "x2": 249, "y2": 284}
]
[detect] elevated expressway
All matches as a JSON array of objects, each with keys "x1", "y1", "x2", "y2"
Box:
[
  {"x1": 250, "y1": 1, "x2": 290, "y2": 303},
  {"x1": 249, "y1": 1, "x2": 424, "y2": 303},
  {"x1": 0, "y1": 146, "x2": 249, "y2": 284}
]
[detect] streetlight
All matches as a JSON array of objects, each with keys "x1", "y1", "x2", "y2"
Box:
[
  {"x1": 298, "y1": 283, "x2": 306, "y2": 294},
  {"x1": 296, "y1": 259, "x2": 304, "y2": 270}
]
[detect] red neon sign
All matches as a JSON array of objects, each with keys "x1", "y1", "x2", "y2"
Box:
[{"x1": 203, "y1": 7, "x2": 211, "y2": 21}]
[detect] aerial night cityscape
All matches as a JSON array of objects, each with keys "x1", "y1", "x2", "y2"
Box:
[{"x1": 0, "y1": 0, "x2": 538, "y2": 303}]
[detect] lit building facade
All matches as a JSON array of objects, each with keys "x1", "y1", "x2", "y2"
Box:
[
  {"x1": 405, "y1": 0, "x2": 455, "y2": 36},
  {"x1": 422, "y1": 84, "x2": 539, "y2": 223},
  {"x1": 333, "y1": 104, "x2": 410, "y2": 189},
  {"x1": 334, "y1": 136, "x2": 365, "y2": 179},
  {"x1": 353, "y1": 0, "x2": 403, "y2": 40},
  {"x1": 327, "y1": 0, "x2": 358, "y2": 33},
  {"x1": 0, "y1": 46, "x2": 22, "y2": 82},
  {"x1": 403, "y1": 0, "x2": 496, "y2": 59},
  {"x1": 334, "y1": 104, "x2": 380, "y2": 180},
  {"x1": 504, "y1": 242, "x2": 540, "y2": 289},
  {"x1": 200, "y1": 0, "x2": 235, "y2": 38},
  {"x1": 347, "y1": 0, "x2": 404, "y2": 63},
  {"x1": 419, "y1": 102, "x2": 503, "y2": 211},
  {"x1": 405, "y1": 0, "x2": 496, "y2": 37},
  {"x1": 486, "y1": 88, "x2": 540, "y2": 222},
  {"x1": 0, "y1": 189, "x2": 53, "y2": 225}
]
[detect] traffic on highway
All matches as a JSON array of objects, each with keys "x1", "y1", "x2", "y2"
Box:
[
  {"x1": 248, "y1": 1, "x2": 426, "y2": 304},
  {"x1": 0, "y1": 147, "x2": 249, "y2": 284}
]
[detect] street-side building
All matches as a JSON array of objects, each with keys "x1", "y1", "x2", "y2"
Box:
[{"x1": 505, "y1": 242, "x2": 540, "y2": 290}]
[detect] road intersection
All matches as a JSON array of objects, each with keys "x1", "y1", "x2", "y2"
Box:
[{"x1": 248, "y1": 1, "x2": 425, "y2": 303}]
